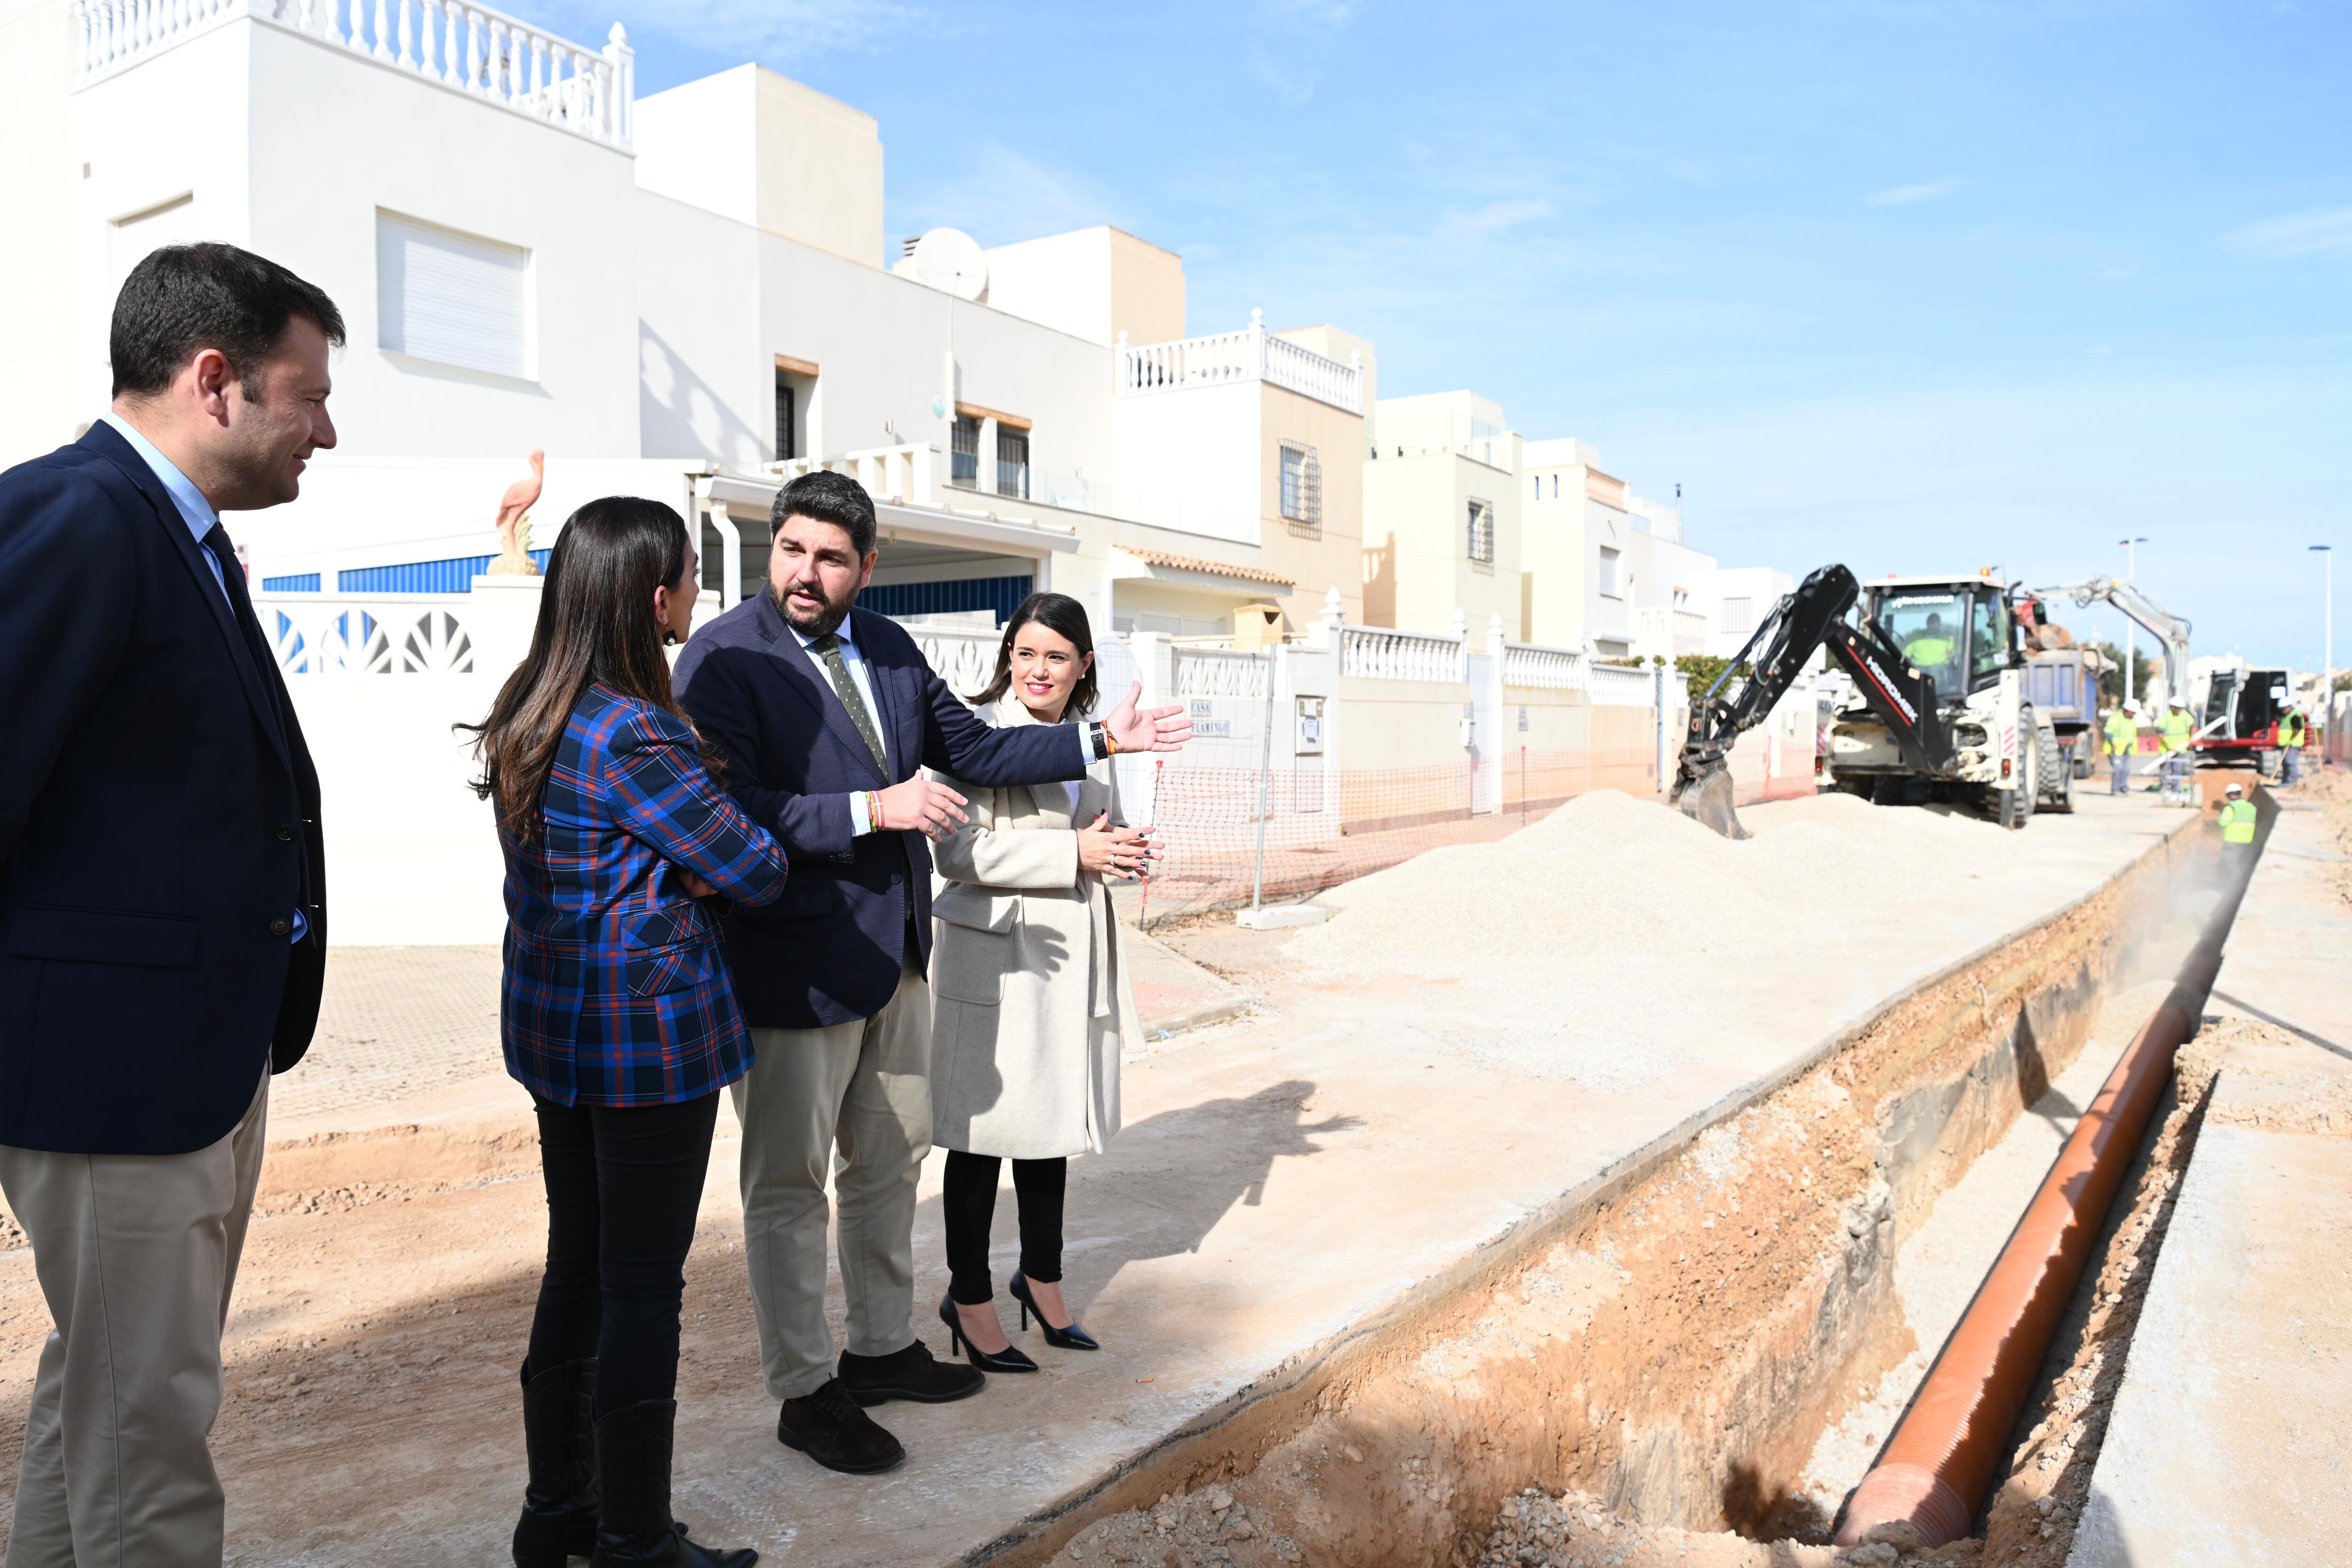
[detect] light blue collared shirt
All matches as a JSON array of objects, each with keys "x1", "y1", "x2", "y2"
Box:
[
  {"x1": 100, "y1": 412, "x2": 306, "y2": 943},
  {"x1": 99, "y1": 412, "x2": 227, "y2": 602}
]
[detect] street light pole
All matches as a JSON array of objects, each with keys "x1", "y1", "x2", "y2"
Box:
[
  {"x1": 2314, "y1": 544, "x2": 2334, "y2": 720},
  {"x1": 2119, "y1": 535, "x2": 2147, "y2": 706}
]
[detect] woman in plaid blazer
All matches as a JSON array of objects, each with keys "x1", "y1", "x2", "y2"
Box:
[{"x1": 467, "y1": 497, "x2": 784, "y2": 1568}]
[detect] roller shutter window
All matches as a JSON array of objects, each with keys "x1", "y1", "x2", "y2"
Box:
[{"x1": 377, "y1": 212, "x2": 531, "y2": 379}]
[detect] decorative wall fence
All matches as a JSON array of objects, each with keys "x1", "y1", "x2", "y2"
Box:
[
  {"x1": 72, "y1": 0, "x2": 636, "y2": 151},
  {"x1": 264, "y1": 595, "x2": 477, "y2": 676}
]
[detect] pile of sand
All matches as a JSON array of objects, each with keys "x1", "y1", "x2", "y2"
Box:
[{"x1": 1283, "y1": 789, "x2": 2052, "y2": 1089}]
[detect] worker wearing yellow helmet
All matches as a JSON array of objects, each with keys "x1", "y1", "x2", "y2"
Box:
[{"x1": 2102, "y1": 704, "x2": 2139, "y2": 796}]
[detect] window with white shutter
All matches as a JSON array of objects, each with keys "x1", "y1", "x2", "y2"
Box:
[{"x1": 376, "y1": 212, "x2": 532, "y2": 379}]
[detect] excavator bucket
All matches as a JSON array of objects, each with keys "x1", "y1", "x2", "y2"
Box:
[{"x1": 1670, "y1": 755, "x2": 1750, "y2": 840}]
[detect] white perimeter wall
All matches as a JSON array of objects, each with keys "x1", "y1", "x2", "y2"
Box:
[{"x1": 289, "y1": 675, "x2": 507, "y2": 945}]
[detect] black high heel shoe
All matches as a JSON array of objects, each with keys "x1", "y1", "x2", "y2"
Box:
[
  {"x1": 937, "y1": 1292, "x2": 1038, "y2": 1373},
  {"x1": 1009, "y1": 1272, "x2": 1100, "y2": 1351}
]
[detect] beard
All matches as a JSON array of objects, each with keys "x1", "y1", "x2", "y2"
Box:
[{"x1": 771, "y1": 577, "x2": 855, "y2": 639}]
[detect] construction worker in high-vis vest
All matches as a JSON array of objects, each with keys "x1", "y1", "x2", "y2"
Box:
[
  {"x1": 2159, "y1": 698, "x2": 2193, "y2": 801},
  {"x1": 2280, "y1": 706, "x2": 2308, "y2": 786},
  {"x1": 2103, "y1": 704, "x2": 2138, "y2": 796},
  {"x1": 2217, "y1": 782, "x2": 2256, "y2": 854}
]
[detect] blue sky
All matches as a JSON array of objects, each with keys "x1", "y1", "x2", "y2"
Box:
[{"x1": 540, "y1": 0, "x2": 2348, "y2": 668}]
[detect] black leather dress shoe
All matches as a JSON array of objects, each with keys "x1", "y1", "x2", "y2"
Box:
[
  {"x1": 775, "y1": 1379, "x2": 905, "y2": 1475},
  {"x1": 837, "y1": 1338, "x2": 986, "y2": 1407}
]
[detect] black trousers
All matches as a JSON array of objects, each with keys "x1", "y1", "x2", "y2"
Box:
[
  {"x1": 526, "y1": 1091, "x2": 719, "y2": 1417},
  {"x1": 942, "y1": 1149, "x2": 1065, "y2": 1306}
]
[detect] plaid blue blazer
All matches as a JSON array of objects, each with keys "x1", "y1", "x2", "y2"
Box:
[{"x1": 499, "y1": 684, "x2": 788, "y2": 1107}]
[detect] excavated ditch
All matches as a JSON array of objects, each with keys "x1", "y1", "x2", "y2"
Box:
[{"x1": 1015, "y1": 822, "x2": 2222, "y2": 1568}]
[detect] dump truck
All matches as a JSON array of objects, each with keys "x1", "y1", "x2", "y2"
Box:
[{"x1": 1672, "y1": 565, "x2": 2069, "y2": 839}]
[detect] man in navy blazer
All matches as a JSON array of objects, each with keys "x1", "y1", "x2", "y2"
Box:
[
  {"x1": 0, "y1": 245, "x2": 339, "y2": 1567},
  {"x1": 675, "y1": 471, "x2": 1188, "y2": 1476}
]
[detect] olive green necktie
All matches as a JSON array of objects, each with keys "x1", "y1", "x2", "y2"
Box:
[{"x1": 811, "y1": 632, "x2": 887, "y2": 775}]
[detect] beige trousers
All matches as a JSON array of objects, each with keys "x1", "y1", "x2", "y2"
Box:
[
  {"x1": 0, "y1": 1068, "x2": 270, "y2": 1568},
  {"x1": 734, "y1": 960, "x2": 933, "y2": 1401}
]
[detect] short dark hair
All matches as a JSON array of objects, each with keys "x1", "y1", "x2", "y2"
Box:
[
  {"x1": 773, "y1": 469, "x2": 876, "y2": 557},
  {"x1": 110, "y1": 243, "x2": 345, "y2": 400}
]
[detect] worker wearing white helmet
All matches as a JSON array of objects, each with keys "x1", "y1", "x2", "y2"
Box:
[
  {"x1": 2102, "y1": 702, "x2": 2139, "y2": 796},
  {"x1": 2217, "y1": 782, "x2": 2256, "y2": 852}
]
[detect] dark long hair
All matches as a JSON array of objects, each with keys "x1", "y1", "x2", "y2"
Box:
[
  {"x1": 968, "y1": 592, "x2": 1099, "y2": 718},
  {"x1": 460, "y1": 496, "x2": 710, "y2": 842}
]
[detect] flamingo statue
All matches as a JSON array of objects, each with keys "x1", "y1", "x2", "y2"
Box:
[{"x1": 488, "y1": 449, "x2": 545, "y2": 576}]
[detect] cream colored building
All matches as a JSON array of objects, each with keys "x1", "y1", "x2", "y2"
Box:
[{"x1": 1362, "y1": 389, "x2": 1523, "y2": 639}]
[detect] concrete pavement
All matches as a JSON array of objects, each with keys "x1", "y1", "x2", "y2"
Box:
[{"x1": 2067, "y1": 786, "x2": 2352, "y2": 1568}]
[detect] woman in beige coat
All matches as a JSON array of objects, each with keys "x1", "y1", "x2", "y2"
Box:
[{"x1": 928, "y1": 594, "x2": 1154, "y2": 1371}]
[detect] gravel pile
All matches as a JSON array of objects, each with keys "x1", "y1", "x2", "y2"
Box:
[{"x1": 1285, "y1": 789, "x2": 2039, "y2": 1086}]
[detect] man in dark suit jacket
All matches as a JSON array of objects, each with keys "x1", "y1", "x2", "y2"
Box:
[
  {"x1": 675, "y1": 471, "x2": 1188, "y2": 1477},
  {"x1": 0, "y1": 244, "x2": 339, "y2": 1568}
]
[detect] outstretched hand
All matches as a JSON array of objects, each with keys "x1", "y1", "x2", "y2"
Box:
[{"x1": 1101, "y1": 681, "x2": 1193, "y2": 754}]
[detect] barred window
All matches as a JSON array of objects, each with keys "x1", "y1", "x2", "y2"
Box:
[
  {"x1": 996, "y1": 425, "x2": 1029, "y2": 499},
  {"x1": 1719, "y1": 595, "x2": 1752, "y2": 634},
  {"x1": 950, "y1": 415, "x2": 980, "y2": 488},
  {"x1": 1279, "y1": 442, "x2": 1322, "y2": 533},
  {"x1": 1466, "y1": 498, "x2": 1495, "y2": 564}
]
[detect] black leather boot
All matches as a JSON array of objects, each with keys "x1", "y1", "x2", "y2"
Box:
[
  {"x1": 513, "y1": 1358, "x2": 598, "y2": 1567},
  {"x1": 589, "y1": 1398, "x2": 756, "y2": 1568}
]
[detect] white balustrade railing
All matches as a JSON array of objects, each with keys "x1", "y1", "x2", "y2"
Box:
[
  {"x1": 1117, "y1": 309, "x2": 1364, "y2": 415},
  {"x1": 907, "y1": 626, "x2": 998, "y2": 700},
  {"x1": 1502, "y1": 641, "x2": 1589, "y2": 691},
  {"x1": 258, "y1": 595, "x2": 476, "y2": 676},
  {"x1": 71, "y1": 0, "x2": 634, "y2": 150},
  {"x1": 771, "y1": 445, "x2": 940, "y2": 510},
  {"x1": 1589, "y1": 662, "x2": 1656, "y2": 707},
  {"x1": 1341, "y1": 624, "x2": 1467, "y2": 684},
  {"x1": 1172, "y1": 647, "x2": 1271, "y2": 700}
]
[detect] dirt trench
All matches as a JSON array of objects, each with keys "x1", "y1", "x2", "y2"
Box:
[{"x1": 1025, "y1": 827, "x2": 2217, "y2": 1568}]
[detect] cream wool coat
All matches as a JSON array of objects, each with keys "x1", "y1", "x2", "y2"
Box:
[{"x1": 927, "y1": 695, "x2": 1143, "y2": 1160}]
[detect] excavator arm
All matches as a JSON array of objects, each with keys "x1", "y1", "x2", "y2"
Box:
[
  {"x1": 2031, "y1": 577, "x2": 2192, "y2": 706},
  {"x1": 1671, "y1": 563, "x2": 1948, "y2": 839}
]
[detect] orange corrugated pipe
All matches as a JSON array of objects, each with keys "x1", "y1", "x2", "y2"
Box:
[{"x1": 1835, "y1": 797, "x2": 2268, "y2": 1548}]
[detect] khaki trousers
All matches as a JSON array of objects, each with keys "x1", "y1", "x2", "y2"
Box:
[
  {"x1": 0, "y1": 1067, "x2": 270, "y2": 1568},
  {"x1": 734, "y1": 960, "x2": 932, "y2": 1401}
]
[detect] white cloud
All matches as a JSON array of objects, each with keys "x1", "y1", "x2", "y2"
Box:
[
  {"x1": 1436, "y1": 198, "x2": 1553, "y2": 238},
  {"x1": 1867, "y1": 177, "x2": 1964, "y2": 206},
  {"x1": 2225, "y1": 206, "x2": 2352, "y2": 260}
]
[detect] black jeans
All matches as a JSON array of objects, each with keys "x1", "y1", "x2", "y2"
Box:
[
  {"x1": 942, "y1": 1150, "x2": 1065, "y2": 1306},
  {"x1": 526, "y1": 1091, "x2": 719, "y2": 1417}
]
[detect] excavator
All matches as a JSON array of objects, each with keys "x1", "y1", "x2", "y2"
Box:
[{"x1": 1672, "y1": 565, "x2": 2069, "y2": 839}]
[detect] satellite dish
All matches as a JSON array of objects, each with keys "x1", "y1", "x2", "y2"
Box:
[{"x1": 911, "y1": 228, "x2": 987, "y2": 301}]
